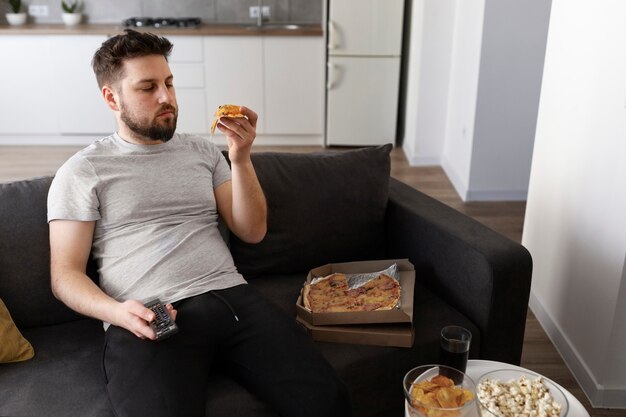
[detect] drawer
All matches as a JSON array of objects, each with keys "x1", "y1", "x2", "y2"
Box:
[
  {"x1": 170, "y1": 63, "x2": 205, "y2": 88},
  {"x1": 168, "y1": 36, "x2": 204, "y2": 62}
]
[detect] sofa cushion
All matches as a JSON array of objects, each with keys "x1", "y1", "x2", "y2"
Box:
[
  {"x1": 0, "y1": 297, "x2": 34, "y2": 363},
  {"x1": 229, "y1": 145, "x2": 392, "y2": 276},
  {"x1": 0, "y1": 319, "x2": 113, "y2": 417},
  {"x1": 0, "y1": 176, "x2": 83, "y2": 328}
]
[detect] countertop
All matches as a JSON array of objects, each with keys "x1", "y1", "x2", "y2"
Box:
[{"x1": 0, "y1": 23, "x2": 323, "y2": 36}]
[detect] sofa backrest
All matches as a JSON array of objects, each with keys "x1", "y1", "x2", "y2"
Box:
[
  {"x1": 0, "y1": 145, "x2": 392, "y2": 327},
  {"x1": 0, "y1": 176, "x2": 84, "y2": 328},
  {"x1": 228, "y1": 144, "x2": 392, "y2": 276}
]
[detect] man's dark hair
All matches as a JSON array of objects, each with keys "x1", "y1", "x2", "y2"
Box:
[{"x1": 92, "y1": 29, "x2": 173, "y2": 89}]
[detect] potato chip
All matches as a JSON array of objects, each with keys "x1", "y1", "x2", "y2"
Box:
[
  {"x1": 436, "y1": 387, "x2": 459, "y2": 408},
  {"x1": 416, "y1": 381, "x2": 441, "y2": 392},
  {"x1": 431, "y1": 375, "x2": 455, "y2": 388},
  {"x1": 409, "y1": 374, "x2": 475, "y2": 417}
]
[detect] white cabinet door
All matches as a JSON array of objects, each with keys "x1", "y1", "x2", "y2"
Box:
[
  {"x1": 0, "y1": 37, "x2": 58, "y2": 134},
  {"x1": 169, "y1": 62, "x2": 207, "y2": 134},
  {"x1": 264, "y1": 37, "x2": 324, "y2": 135},
  {"x1": 176, "y1": 89, "x2": 208, "y2": 134},
  {"x1": 168, "y1": 36, "x2": 204, "y2": 62},
  {"x1": 328, "y1": 0, "x2": 404, "y2": 56},
  {"x1": 203, "y1": 37, "x2": 265, "y2": 133},
  {"x1": 326, "y1": 56, "x2": 401, "y2": 146},
  {"x1": 48, "y1": 35, "x2": 116, "y2": 135}
]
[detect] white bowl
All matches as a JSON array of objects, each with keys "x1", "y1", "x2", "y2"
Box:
[{"x1": 477, "y1": 369, "x2": 569, "y2": 417}]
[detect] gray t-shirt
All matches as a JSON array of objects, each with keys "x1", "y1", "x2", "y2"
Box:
[{"x1": 47, "y1": 132, "x2": 247, "y2": 308}]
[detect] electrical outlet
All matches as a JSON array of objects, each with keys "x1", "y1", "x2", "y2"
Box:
[
  {"x1": 249, "y1": 6, "x2": 271, "y2": 19},
  {"x1": 28, "y1": 5, "x2": 49, "y2": 17}
]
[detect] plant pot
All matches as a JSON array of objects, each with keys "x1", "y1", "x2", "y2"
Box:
[
  {"x1": 62, "y1": 12, "x2": 82, "y2": 26},
  {"x1": 6, "y1": 12, "x2": 27, "y2": 26}
]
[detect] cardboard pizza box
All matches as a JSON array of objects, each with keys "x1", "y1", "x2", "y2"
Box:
[
  {"x1": 296, "y1": 259, "x2": 415, "y2": 326},
  {"x1": 296, "y1": 316, "x2": 415, "y2": 348}
]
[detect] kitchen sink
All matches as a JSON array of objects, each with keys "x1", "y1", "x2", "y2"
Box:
[{"x1": 243, "y1": 23, "x2": 305, "y2": 31}]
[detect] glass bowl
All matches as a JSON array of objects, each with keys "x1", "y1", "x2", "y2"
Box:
[
  {"x1": 476, "y1": 369, "x2": 569, "y2": 417},
  {"x1": 403, "y1": 365, "x2": 478, "y2": 417}
]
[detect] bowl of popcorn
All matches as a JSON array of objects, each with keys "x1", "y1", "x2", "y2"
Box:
[
  {"x1": 476, "y1": 369, "x2": 569, "y2": 417},
  {"x1": 403, "y1": 365, "x2": 477, "y2": 417}
]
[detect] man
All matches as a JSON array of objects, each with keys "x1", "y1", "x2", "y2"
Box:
[{"x1": 47, "y1": 30, "x2": 351, "y2": 417}]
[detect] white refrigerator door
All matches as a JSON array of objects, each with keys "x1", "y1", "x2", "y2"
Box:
[
  {"x1": 328, "y1": 0, "x2": 404, "y2": 56},
  {"x1": 326, "y1": 56, "x2": 401, "y2": 146}
]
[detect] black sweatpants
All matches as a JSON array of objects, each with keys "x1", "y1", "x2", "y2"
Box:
[{"x1": 102, "y1": 284, "x2": 352, "y2": 417}]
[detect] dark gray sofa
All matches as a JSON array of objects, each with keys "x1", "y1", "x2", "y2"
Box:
[{"x1": 0, "y1": 144, "x2": 532, "y2": 417}]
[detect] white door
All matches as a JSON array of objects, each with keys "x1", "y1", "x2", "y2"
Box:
[
  {"x1": 328, "y1": 0, "x2": 404, "y2": 56},
  {"x1": 326, "y1": 56, "x2": 401, "y2": 146}
]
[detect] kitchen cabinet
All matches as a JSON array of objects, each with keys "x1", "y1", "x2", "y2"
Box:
[
  {"x1": 1, "y1": 36, "x2": 114, "y2": 136},
  {"x1": 264, "y1": 37, "x2": 324, "y2": 135},
  {"x1": 203, "y1": 37, "x2": 265, "y2": 133},
  {"x1": 0, "y1": 33, "x2": 324, "y2": 144},
  {"x1": 0, "y1": 37, "x2": 58, "y2": 134},
  {"x1": 203, "y1": 36, "x2": 324, "y2": 137},
  {"x1": 48, "y1": 35, "x2": 116, "y2": 135},
  {"x1": 168, "y1": 36, "x2": 207, "y2": 134}
]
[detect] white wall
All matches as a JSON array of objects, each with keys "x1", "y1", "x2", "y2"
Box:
[
  {"x1": 402, "y1": 0, "x2": 457, "y2": 166},
  {"x1": 402, "y1": 0, "x2": 550, "y2": 202},
  {"x1": 468, "y1": 0, "x2": 551, "y2": 201},
  {"x1": 440, "y1": 0, "x2": 484, "y2": 199},
  {"x1": 523, "y1": 0, "x2": 626, "y2": 408}
]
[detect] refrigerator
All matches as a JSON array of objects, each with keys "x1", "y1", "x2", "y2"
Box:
[{"x1": 325, "y1": 0, "x2": 405, "y2": 146}]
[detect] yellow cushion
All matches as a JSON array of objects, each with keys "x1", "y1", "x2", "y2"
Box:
[{"x1": 0, "y1": 297, "x2": 34, "y2": 363}]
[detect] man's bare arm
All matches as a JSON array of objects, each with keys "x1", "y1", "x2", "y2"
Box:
[
  {"x1": 215, "y1": 106, "x2": 267, "y2": 243},
  {"x1": 49, "y1": 219, "x2": 168, "y2": 339}
]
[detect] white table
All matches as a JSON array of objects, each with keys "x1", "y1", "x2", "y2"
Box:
[{"x1": 405, "y1": 359, "x2": 589, "y2": 417}]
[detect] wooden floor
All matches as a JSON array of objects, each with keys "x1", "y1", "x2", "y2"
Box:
[{"x1": 0, "y1": 144, "x2": 622, "y2": 416}]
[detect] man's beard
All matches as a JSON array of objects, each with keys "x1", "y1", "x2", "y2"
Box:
[{"x1": 120, "y1": 102, "x2": 178, "y2": 143}]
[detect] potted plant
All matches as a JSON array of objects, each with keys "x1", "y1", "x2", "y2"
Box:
[
  {"x1": 5, "y1": 0, "x2": 27, "y2": 25},
  {"x1": 61, "y1": 0, "x2": 82, "y2": 26}
]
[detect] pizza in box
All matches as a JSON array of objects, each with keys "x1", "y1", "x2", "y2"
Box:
[{"x1": 303, "y1": 271, "x2": 401, "y2": 313}]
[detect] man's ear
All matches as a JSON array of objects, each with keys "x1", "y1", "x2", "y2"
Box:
[{"x1": 102, "y1": 85, "x2": 120, "y2": 111}]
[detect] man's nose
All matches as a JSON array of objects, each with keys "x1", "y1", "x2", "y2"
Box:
[{"x1": 157, "y1": 85, "x2": 174, "y2": 104}]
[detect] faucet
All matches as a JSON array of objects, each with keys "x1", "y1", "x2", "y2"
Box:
[{"x1": 256, "y1": 0, "x2": 263, "y2": 27}]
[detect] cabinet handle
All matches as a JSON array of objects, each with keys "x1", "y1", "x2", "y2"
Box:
[
  {"x1": 327, "y1": 20, "x2": 338, "y2": 50},
  {"x1": 327, "y1": 62, "x2": 339, "y2": 90}
]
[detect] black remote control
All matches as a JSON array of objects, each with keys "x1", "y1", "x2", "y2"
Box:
[{"x1": 144, "y1": 299, "x2": 178, "y2": 341}]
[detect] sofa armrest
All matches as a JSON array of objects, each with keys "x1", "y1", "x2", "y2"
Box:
[{"x1": 385, "y1": 178, "x2": 532, "y2": 364}]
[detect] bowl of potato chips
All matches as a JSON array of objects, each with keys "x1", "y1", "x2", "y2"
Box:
[{"x1": 404, "y1": 365, "x2": 477, "y2": 417}]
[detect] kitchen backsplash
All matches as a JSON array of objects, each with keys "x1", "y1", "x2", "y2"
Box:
[{"x1": 4, "y1": 0, "x2": 322, "y2": 24}]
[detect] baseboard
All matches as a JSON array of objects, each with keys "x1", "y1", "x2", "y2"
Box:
[
  {"x1": 530, "y1": 291, "x2": 626, "y2": 409},
  {"x1": 440, "y1": 156, "x2": 468, "y2": 201},
  {"x1": 465, "y1": 188, "x2": 528, "y2": 201},
  {"x1": 405, "y1": 155, "x2": 441, "y2": 166},
  {"x1": 401, "y1": 143, "x2": 441, "y2": 166}
]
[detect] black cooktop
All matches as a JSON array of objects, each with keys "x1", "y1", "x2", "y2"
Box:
[{"x1": 122, "y1": 17, "x2": 202, "y2": 28}]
